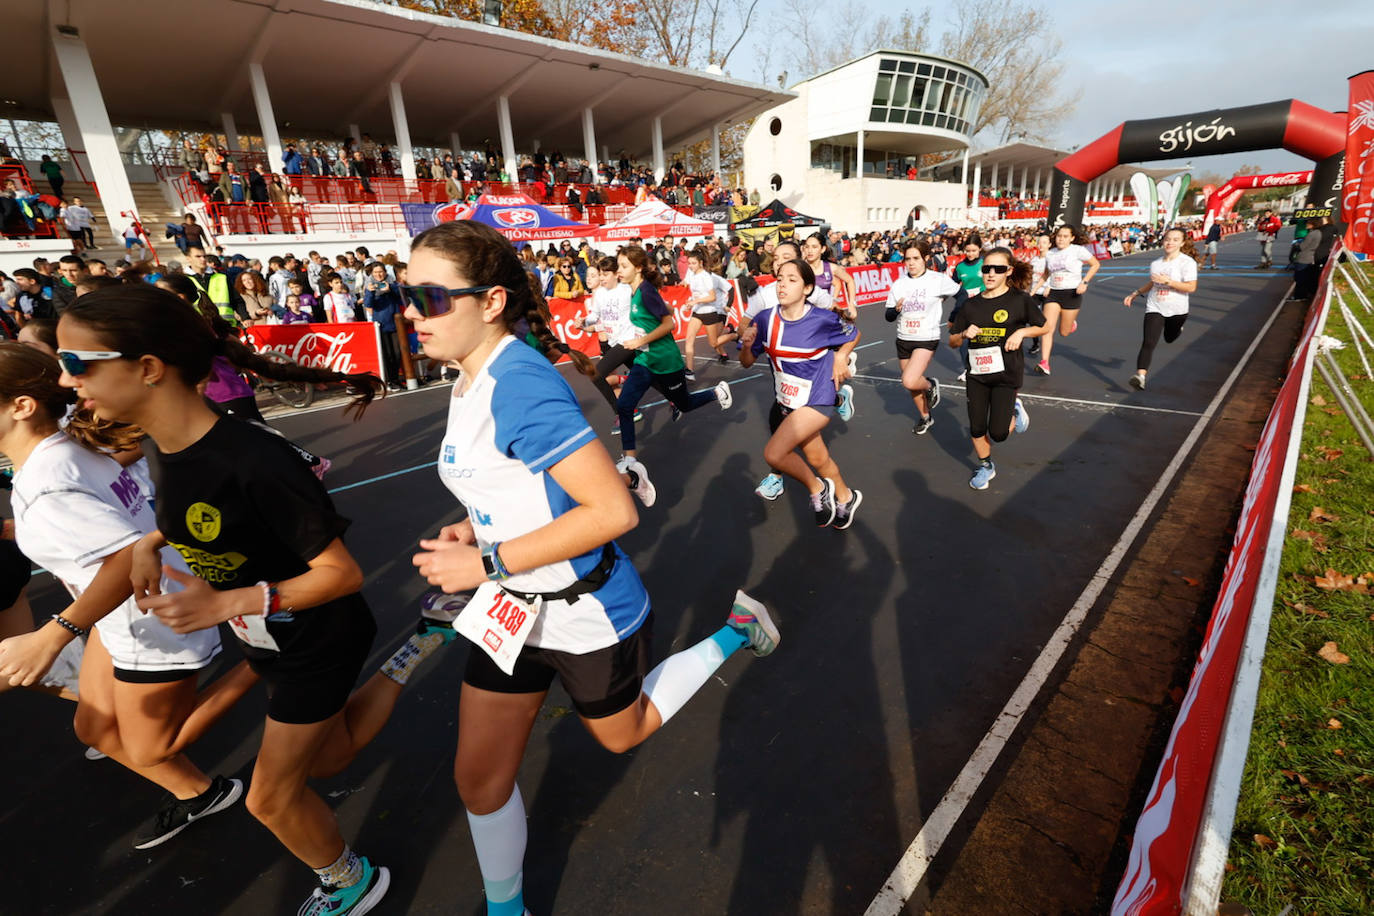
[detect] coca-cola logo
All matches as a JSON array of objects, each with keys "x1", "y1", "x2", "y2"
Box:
[
  {"x1": 260, "y1": 330, "x2": 360, "y2": 374},
  {"x1": 1259, "y1": 173, "x2": 1309, "y2": 187},
  {"x1": 1158, "y1": 117, "x2": 1236, "y2": 153},
  {"x1": 494, "y1": 208, "x2": 538, "y2": 228}
]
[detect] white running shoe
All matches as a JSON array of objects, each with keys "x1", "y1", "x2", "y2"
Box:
[
  {"x1": 714, "y1": 381, "x2": 732, "y2": 410},
  {"x1": 625, "y1": 458, "x2": 656, "y2": 507},
  {"x1": 1013, "y1": 398, "x2": 1030, "y2": 434},
  {"x1": 1129, "y1": 372, "x2": 1146, "y2": 390}
]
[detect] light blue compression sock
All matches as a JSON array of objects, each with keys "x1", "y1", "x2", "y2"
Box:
[
  {"x1": 642, "y1": 626, "x2": 750, "y2": 725},
  {"x1": 466, "y1": 785, "x2": 527, "y2": 916}
]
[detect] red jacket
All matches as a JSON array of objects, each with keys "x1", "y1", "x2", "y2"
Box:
[{"x1": 1258, "y1": 215, "x2": 1281, "y2": 237}]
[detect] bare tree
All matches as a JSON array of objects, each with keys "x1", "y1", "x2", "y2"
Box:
[
  {"x1": 781, "y1": 1, "x2": 930, "y2": 80},
  {"x1": 635, "y1": 0, "x2": 763, "y2": 69},
  {"x1": 936, "y1": 0, "x2": 1079, "y2": 144}
]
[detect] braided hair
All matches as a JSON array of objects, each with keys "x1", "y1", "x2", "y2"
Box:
[{"x1": 409, "y1": 221, "x2": 597, "y2": 379}]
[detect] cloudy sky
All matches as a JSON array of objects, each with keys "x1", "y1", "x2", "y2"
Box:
[{"x1": 735, "y1": 0, "x2": 1370, "y2": 180}]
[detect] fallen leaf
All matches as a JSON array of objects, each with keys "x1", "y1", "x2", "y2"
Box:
[
  {"x1": 1334, "y1": 748, "x2": 1345, "y2": 756},
  {"x1": 1294, "y1": 484, "x2": 1314, "y2": 493},
  {"x1": 1319, "y1": 447, "x2": 1344, "y2": 461},
  {"x1": 1324, "y1": 408, "x2": 1342, "y2": 415},
  {"x1": 1328, "y1": 718, "x2": 1343, "y2": 729},
  {"x1": 1358, "y1": 774, "x2": 1374, "y2": 787},
  {"x1": 1311, "y1": 394, "x2": 1328, "y2": 406},
  {"x1": 1314, "y1": 569, "x2": 1368, "y2": 593},
  {"x1": 1309, "y1": 506, "x2": 1340, "y2": 523},
  {"x1": 1317, "y1": 642, "x2": 1351, "y2": 665},
  {"x1": 1182, "y1": 576, "x2": 1202, "y2": 587},
  {"x1": 1254, "y1": 834, "x2": 1278, "y2": 849}
]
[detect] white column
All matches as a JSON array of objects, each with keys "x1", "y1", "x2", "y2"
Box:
[
  {"x1": 497, "y1": 95, "x2": 517, "y2": 181},
  {"x1": 651, "y1": 117, "x2": 665, "y2": 182},
  {"x1": 247, "y1": 61, "x2": 283, "y2": 172},
  {"x1": 49, "y1": 23, "x2": 138, "y2": 229},
  {"x1": 450, "y1": 132, "x2": 463, "y2": 161},
  {"x1": 1116, "y1": 182, "x2": 1126, "y2": 206},
  {"x1": 220, "y1": 112, "x2": 241, "y2": 150},
  {"x1": 581, "y1": 108, "x2": 599, "y2": 183},
  {"x1": 1020, "y1": 166, "x2": 1028, "y2": 199},
  {"x1": 960, "y1": 148, "x2": 969, "y2": 187},
  {"x1": 856, "y1": 129, "x2": 865, "y2": 179},
  {"x1": 989, "y1": 161, "x2": 999, "y2": 192},
  {"x1": 349, "y1": 124, "x2": 362, "y2": 145},
  {"x1": 971, "y1": 161, "x2": 981, "y2": 207},
  {"x1": 50, "y1": 97, "x2": 89, "y2": 178},
  {"x1": 388, "y1": 81, "x2": 416, "y2": 182},
  {"x1": 710, "y1": 123, "x2": 721, "y2": 180},
  {"x1": 856, "y1": 130, "x2": 866, "y2": 226},
  {"x1": 1033, "y1": 168, "x2": 1043, "y2": 199}
]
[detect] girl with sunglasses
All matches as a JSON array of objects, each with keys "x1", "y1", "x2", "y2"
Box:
[
  {"x1": 738, "y1": 259, "x2": 863, "y2": 528},
  {"x1": 0, "y1": 342, "x2": 253, "y2": 849},
  {"x1": 948, "y1": 248, "x2": 1047, "y2": 490},
  {"x1": 58, "y1": 285, "x2": 461, "y2": 916},
  {"x1": 403, "y1": 220, "x2": 780, "y2": 916},
  {"x1": 884, "y1": 238, "x2": 966, "y2": 435},
  {"x1": 1031, "y1": 224, "x2": 1099, "y2": 376}
]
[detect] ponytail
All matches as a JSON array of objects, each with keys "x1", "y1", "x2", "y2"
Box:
[
  {"x1": 218, "y1": 336, "x2": 385, "y2": 419},
  {"x1": 64, "y1": 405, "x2": 147, "y2": 455},
  {"x1": 522, "y1": 270, "x2": 597, "y2": 379}
]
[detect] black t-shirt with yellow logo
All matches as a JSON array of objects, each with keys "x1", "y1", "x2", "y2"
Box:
[
  {"x1": 143, "y1": 416, "x2": 374, "y2": 670},
  {"x1": 949, "y1": 289, "x2": 1045, "y2": 388}
]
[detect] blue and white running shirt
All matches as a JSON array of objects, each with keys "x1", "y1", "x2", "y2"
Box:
[{"x1": 438, "y1": 335, "x2": 650, "y2": 653}]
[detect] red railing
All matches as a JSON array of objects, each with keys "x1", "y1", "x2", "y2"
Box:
[{"x1": 0, "y1": 162, "x2": 62, "y2": 241}]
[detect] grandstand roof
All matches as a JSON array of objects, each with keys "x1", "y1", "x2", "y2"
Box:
[
  {"x1": 7, "y1": 0, "x2": 792, "y2": 159},
  {"x1": 969, "y1": 142, "x2": 1180, "y2": 186}
]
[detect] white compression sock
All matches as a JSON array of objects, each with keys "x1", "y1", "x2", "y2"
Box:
[
  {"x1": 642, "y1": 626, "x2": 749, "y2": 725},
  {"x1": 466, "y1": 785, "x2": 527, "y2": 916}
]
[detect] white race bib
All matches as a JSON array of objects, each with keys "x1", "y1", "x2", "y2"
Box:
[
  {"x1": 774, "y1": 371, "x2": 814, "y2": 409},
  {"x1": 969, "y1": 346, "x2": 1006, "y2": 375},
  {"x1": 457, "y1": 581, "x2": 543, "y2": 674},
  {"x1": 899, "y1": 306, "x2": 933, "y2": 338},
  {"x1": 227, "y1": 613, "x2": 281, "y2": 652},
  {"x1": 1050, "y1": 271, "x2": 1076, "y2": 288}
]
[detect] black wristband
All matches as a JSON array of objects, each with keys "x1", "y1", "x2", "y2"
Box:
[{"x1": 50, "y1": 614, "x2": 89, "y2": 638}]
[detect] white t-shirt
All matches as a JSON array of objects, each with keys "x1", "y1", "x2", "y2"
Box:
[
  {"x1": 323, "y1": 291, "x2": 356, "y2": 323},
  {"x1": 588, "y1": 284, "x2": 634, "y2": 345},
  {"x1": 886, "y1": 270, "x2": 961, "y2": 341},
  {"x1": 1045, "y1": 244, "x2": 1093, "y2": 289},
  {"x1": 687, "y1": 269, "x2": 727, "y2": 315},
  {"x1": 12, "y1": 434, "x2": 220, "y2": 673},
  {"x1": 1145, "y1": 255, "x2": 1198, "y2": 317},
  {"x1": 1030, "y1": 255, "x2": 1047, "y2": 290}
]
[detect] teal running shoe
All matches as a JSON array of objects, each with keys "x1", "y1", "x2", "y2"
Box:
[
  {"x1": 297, "y1": 858, "x2": 390, "y2": 916},
  {"x1": 727, "y1": 590, "x2": 781, "y2": 657}
]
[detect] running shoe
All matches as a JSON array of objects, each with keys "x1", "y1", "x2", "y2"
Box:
[
  {"x1": 969, "y1": 460, "x2": 997, "y2": 490},
  {"x1": 133, "y1": 776, "x2": 243, "y2": 849},
  {"x1": 956, "y1": 369, "x2": 967, "y2": 382},
  {"x1": 912, "y1": 414, "x2": 934, "y2": 436},
  {"x1": 670, "y1": 404, "x2": 683, "y2": 422},
  {"x1": 718, "y1": 353, "x2": 729, "y2": 365},
  {"x1": 714, "y1": 381, "x2": 732, "y2": 410},
  {"x1": 836, "y1": 383, "x2": 855, "y2": 421},
  {"x1": 927, "y1": 377, "x2": 941, "y2": 409},
  {"x1": 1070, "y1": 320, "x2": 1078, "y2": 334},
  {"x1": 311, "y1": 457, "x2": 332, "y2": 481},
  {"x1": 727, "y1": 590, "x2": 781, "y2": 658},
  {"x1": 418, "y1": 591, "x2": 468, "y2": 643},
  {"x1": 1013, "y1": 398, "x2": 1030, "y2": 435},
  {"x1": 810, "y1": 478, "x2": 837, "y2": 527},
  {"x1": 755, "y1": 473, "x2": 784, "y2": 500},
  {"x1": 297, "y1": 858, "x2": 391, "y2": 916},
  {"x1": 611, "y1": 417, "x2": 622, "y2": 435},
  {"x1": 84, "y1": 746, "x2": 107, "y2": 761},
  {"x1": 1035, "y1": 360, "x2": 1051, "y2": 376},
  {"x1": 832, "y1": 488, "x2": 863, "y2": 530},
  {"x1": 1129, "y1": 372, "x2": 1146, "y2": 390},
  {"x1": 847, "y1": 351, "x2": 858, "y2": 376},
  {"x1": 624, "y1": 458, "x2": 656, "y2": 508},
  {"x1": 684, "y1": 368, "x2": 696, "y2": 382},
  {"x1": 1028, "y1": 337, "x2": 1040, "y2": 355}
]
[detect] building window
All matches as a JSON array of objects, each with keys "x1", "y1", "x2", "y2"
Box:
[
  {"x1": 769, "y1": 117, "x2": 782, "y2": 136},
  {"x1": 770, "y1": 173, "x2": 782, "y2": 192},
  {"x1": 873, "y1": 74, "x2": 891, "y2": 106}
]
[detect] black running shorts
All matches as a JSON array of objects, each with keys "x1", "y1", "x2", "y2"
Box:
[
  {"x1": 896, "y1": 338, "x2": 938, "y2": 360},
  {"x1": 1046, "y1": 288, "x2": 1083, "y2": 310},
  {"x1": 463, "y1": 613, "x2": 654, "y2": 719},
  {"x1": 695, "y1": 311, "x2": 725, "y2": 326}
]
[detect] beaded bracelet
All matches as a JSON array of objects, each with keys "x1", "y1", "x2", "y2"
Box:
[{"x1": 50, "y1": 614, "x2": 88, "y2": 638}]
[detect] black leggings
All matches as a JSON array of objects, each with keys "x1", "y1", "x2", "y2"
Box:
[
  {"x1": 966, "y1": 378, "x2": 1017, "y2": 442},
  {"x1": 1137, "y1": 313, "x2": 1187, "y2": 371},
  {"x1": 593, "y1": 343, "x2": 636, "y2": 416}
]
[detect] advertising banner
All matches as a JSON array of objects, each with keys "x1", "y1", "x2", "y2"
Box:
[
  {"x1": 244, "y1": 321, "x2": 385, "y2": 378},
  {"x1": 845, "y1": 263, "x2": 904, "y2": 307},
  {"x1": 694, "y1": 205, "x2": 732, "y2": 224},
  {"x1": 1343, "y1": 70, "x2": 1374, "y2": 254}
]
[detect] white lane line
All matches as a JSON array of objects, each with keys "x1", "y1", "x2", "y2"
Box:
[
  {"x1": 864, "y1": 287, "x2": 1293, "y2": 915},
  {"x1": 848, "y1": 374, "x2": 1205, "y2": 417}
]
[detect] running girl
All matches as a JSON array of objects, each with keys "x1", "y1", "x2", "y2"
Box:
[
  {"x1": 681, "y1": 247, "x2": 739, "y2": 377},
  {"x1": 60, "y1": 285, "x2": 460, "y2": 916},
  {"x1": 1123, "y1": 227, "x2": 1200, "y2": 390},
  {"x1": 1032, "y1": 224, "x2": 1099, "y2": 376},
  {"x1": 739, "y1": 259, "x2": 863, "y2": 527},
  {"x1": 0, "y1": 342, "x2": 252, "y2": 849},
  {"x1": 582, "y1": 256, "x2": 643, "y2": 435},
  {"x1": 803, "y1": 233, "x2": 856, "y2": 319},
  {"x1": 612, "y1": 246, "x2": 732, "y2": 500},
  {"x1": 885, "y1": 238, "x2": 966, "y2": 434},
  {"x1": 402, "y1": 219, "x2": 780, "y2": 916},
  {"x1": 948, "y1": 248, "x2": 1046, "y2": 490}
]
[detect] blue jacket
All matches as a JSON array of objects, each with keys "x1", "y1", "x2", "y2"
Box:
[
  {"x1": 281, "y1": 149, "x2": 303, "y2": 175},
  {"x1": 363, "y1": 280, "x2": 401, "y2": 332}
]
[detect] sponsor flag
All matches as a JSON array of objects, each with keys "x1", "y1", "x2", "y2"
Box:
[
  {"x1": 1343, "y1": 70, "x2": 1374, "y2": 255},
  {"x1": 1168, "y1": 174, "x2": 1191, "y2": 226},
  {"x1": 1155, "y1": 180, "x2": 1175, "y2": 229},
  {"x1": 1129, "y1": 172, "x2": 1154, "y2": 224}
]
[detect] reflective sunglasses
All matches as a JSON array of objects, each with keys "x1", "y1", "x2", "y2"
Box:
[
  {"x1": 56, "y1": 349, "x2": 124, "y2": 376},
  {"x1": 399, "y1": 284, "x2": 498, "y2": 318},
  {"x1": 979, "y1": 264, "x2": 1011, "y2": 275}
]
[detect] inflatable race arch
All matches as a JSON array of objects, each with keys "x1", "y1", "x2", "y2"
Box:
[
  {"x1": 1048, "y1": 100, "x2": 1345, "y2": 227},
  {"x1": 1202, "y1": 170, "x2": 1312, "y2": 234}
]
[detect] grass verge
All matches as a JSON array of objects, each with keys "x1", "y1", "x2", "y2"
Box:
[{"x1": 1221, "y1": 260, "x2": 1374, "y2": 915}]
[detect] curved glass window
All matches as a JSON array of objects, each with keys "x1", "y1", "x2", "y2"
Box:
[{"x1": 868, "y1": 56, "x2": 986, "y2": 138}]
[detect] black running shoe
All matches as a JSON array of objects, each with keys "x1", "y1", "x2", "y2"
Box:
[
  {"x1": 833, "y1": 488, "x2": 863, "y2": 530},
  {"x1": 912, "y1": 414, "x2": 934, "y2": 435},
  {"x1": 810, "y1": 478, "x2": 836, "y2": 527},
  {"x1": 133, "y1": 775, "x2": 244, "y2": 849},
  {"x1": 927, "y1": 376, "x2": 941, "y2": 410}
]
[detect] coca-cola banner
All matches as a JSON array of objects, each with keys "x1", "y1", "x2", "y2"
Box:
[
  {"x1": 1343, "y1": 70, "x2": 1374, "y2": 255},
  {"x1": 244, "y1": 321, "x2": 385, "y2": 379}
]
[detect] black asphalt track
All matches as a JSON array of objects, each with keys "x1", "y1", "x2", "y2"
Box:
[{"x1": 0, "y1": 231, "x2": 1296, "y2": 915}]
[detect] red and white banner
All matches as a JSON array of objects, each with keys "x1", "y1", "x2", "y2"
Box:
[
  {"x1": 1111, "y1": 254, "x2": 1338, "y2": 915},
  {"x1": 845, "y1": 262, "x2": 903, "y2": 307},
  {"x1": 1342, "y1": 70, "x2": 1374, "y2": 255},
  {"x1": 244, "y1": 321, "x2": 385, "y2": 378}
]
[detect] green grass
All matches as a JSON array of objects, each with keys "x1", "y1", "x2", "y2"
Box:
[{"x1": 1221, "y1": 261, "x2": 1374, "y2": 916}]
